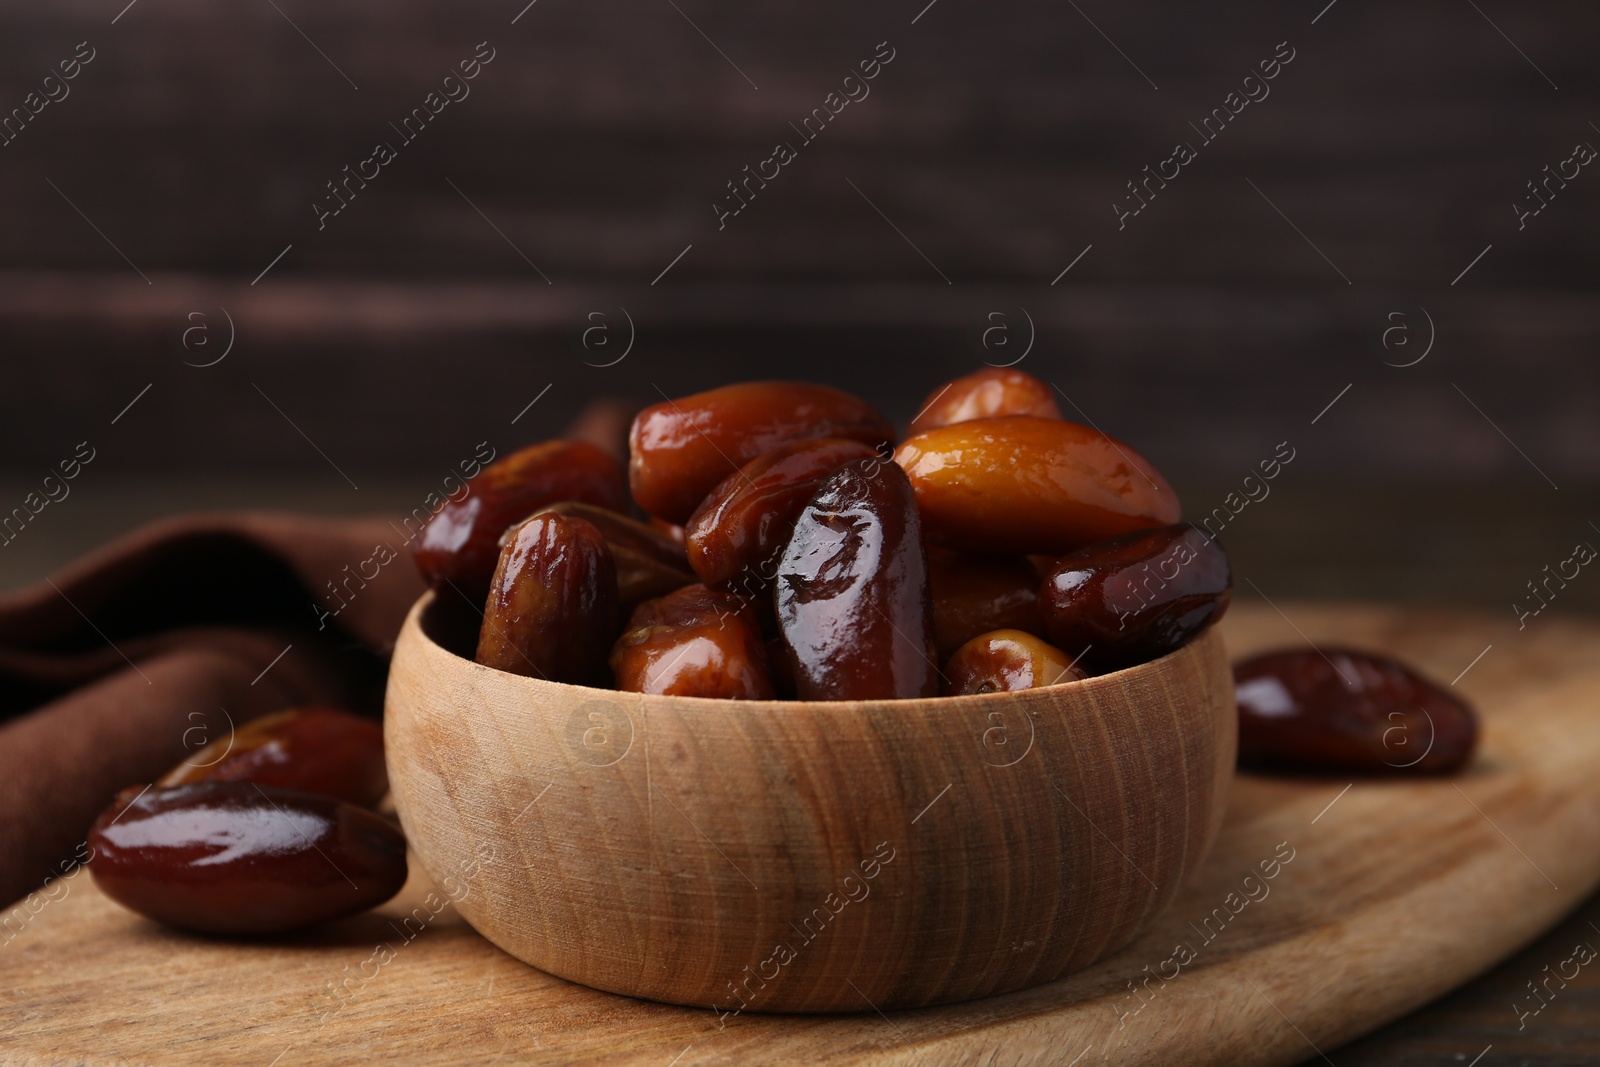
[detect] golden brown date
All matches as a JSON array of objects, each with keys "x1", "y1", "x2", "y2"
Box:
[
  {"x1": 927, "y1": 551, "x2": 1044, "y2": 660},
  {"x1": 1040, "y1": 523, "x2": 1231, "y2": 671},
  {"x1": 533, "y1": 501, "x2": 694, "y2": 613},
  {"x1": 629, "y1": 382, "x2": 895, "y2": 524},
  {"x1": 413, "y1": 439, "x2": 628, "y2": 599},
  {"x1": 88, "y1": 782, "x2": 407, "y2": 935},
  {"x1": 892, "y1": 416, "x2": 1180, "y2": 555},
  {"x1": 944, "y1": 629, "x2": 1087, "y2": 695},
  {"x1": 609, "y1": 584, "x2": 775, "y2": 698},
  {"x1": 684, "y1": 438, "x2": 879, "y2": 592},
  {"x1": 1234, "y1": 648, "x2": 1479, "y2": 775},
  {"x1": 159, "y1": 707, "x2": 387, "y2": 808},
  {"x1": 909, "y1": 367, "x2": 1062, "y2": 435},
  {"x1": 476, "y1": 514, "x2": 618, "y2": 684},
  {"x1": 775, "y1": 460, "x2": 938, "y2": 700}
]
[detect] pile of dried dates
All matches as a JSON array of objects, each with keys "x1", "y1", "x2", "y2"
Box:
[
  {"x1": 79, "y1": 370, "x2": 1479, "y2": 939},
  {"x1": 88, "y1": 707, "x2": 406, "y2": 934},
  {"x1": 414, "y1": 369, "x2": 1235, "y2": 700}
]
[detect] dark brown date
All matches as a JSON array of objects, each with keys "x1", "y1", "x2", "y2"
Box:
[
  {"x1": 534, "y1": 501, "x2": 694, "y2": 613},
  {"x1": 610, "y1": 584, "x2": 775, "y2": 698},
  {"x1": 684, "y1": 437, "x2": 879, "y2": 592},
  {"x1": 775, "y1": 460, "x2": 938, "y2": 700},
  {"x1": 88, "y1": 782, "x2": 407, "y2": 935},
  {"x1": 159, "y1": 707, "x2": 387, "y2": 808},
  {"x1": 650, "y1": 517, "x2": 687, "y2": 546},
  {"x1": 944, "y1": 629, "x2": 1088, "y2": 695},
  {"x1": 927, "y1": 551, "x2": 1044, "y2": 660},
  {"x1": 892, "y1": 416, "x2": 1181, "y2": 555},
  {"x1": 1040, "y1": 524, "x2": 1231, "y2": 671},
  {"x1": 476, "y1": 514, "x2": 618, "y2": 684},
  {"x1": 908, "y1": 367, "x2": 1062, "y2": 436},
  {"x1": 629, "y1": 382, "x2": 895, "y2": 524},
  {"x1": 1234, "y1": 648, "x2": 1479, "y2": 774},
  {"x1": 413, "y1": 439, "x2": 628, "y2": 599}
]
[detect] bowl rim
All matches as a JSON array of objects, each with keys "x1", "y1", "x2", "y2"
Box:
[{"x1": 401, "y1": 587, "x2": 1224, "y2": 714}]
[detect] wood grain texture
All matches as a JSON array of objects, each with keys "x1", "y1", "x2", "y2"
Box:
[
  {"x1": 3, "y1": 602, "x2": 1599, "y2": 1065},
  {"x1": 0, "y1": 2, "x2": 1595, "y2": 287},
  {"x1": 385, "y1": 593, "x2": 1237, "y2": 1012}
]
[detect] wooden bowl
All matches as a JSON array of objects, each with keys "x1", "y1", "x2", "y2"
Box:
[{"x1": 384, "y1": 591, "x2": 1236, "y2": 1013}]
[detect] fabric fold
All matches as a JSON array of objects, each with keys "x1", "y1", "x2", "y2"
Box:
[{"x1": 0, "y1": 512, "x2": 426, "y2": 908}]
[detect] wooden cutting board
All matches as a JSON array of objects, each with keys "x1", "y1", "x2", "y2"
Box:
[{"x1": 5, "y1": 603, "x2": 1600, "y2": 1066}]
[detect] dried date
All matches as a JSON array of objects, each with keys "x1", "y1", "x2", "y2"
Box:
[
  {"x1": 685, "y1": 437, "x2": 879, "y2": 592},
  {"x1": 629, "y1": 382, "x2": 894, "y2": 523},
  {"x1": 908, "y1": 367, "x2": 1062, "y2": 435},
  {"x1": 413, "y1": 439, "x2": 627, "y2": 599},
  {"x1": 159, "y1": 707, "x2": 387, "y2": 808},
  {"x1": 475, "y1": 513, "x2": 618, "y2": 684},
  {"x1": 1234, "y1": 648, "x2": 1479, "y2": 774},
  {"x1": 774, "y1": 460, "x2": 938, "y2": 700},
  {"x1": 927, "y1": 551, "x2": 1044, "y2": 660},
  {"x1": 534, "y1": 501, "x2": 694, "y2": 613},
  {"x1": 89, "y1": 782, "x2": 407, "y2": 935},
  {"x1": 892, "y1": 416, "x2": 1180, "y2": 555},
  {"x1": 610, "y1": 584, "x2": 775, "y2": 698},
  {"x1": 1040, "y1": 523, "x2": 1231, "y2": 671},
  {"x1": 944, "y1": 629, "x2": 1088, "y2": 695}
]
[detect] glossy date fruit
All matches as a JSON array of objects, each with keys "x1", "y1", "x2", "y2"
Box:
[
  {"x1": 534, "y1": 501, "x2": 694, "y2": 613},
  {"x1": 775, "y1": 460, "x2": 938, "y2": 700},
  {"x1": 629, "y1": 382, "x2": 895, "y2": 524},
  {"x1": 475, "y1": 513, "x2": 618, "y2": 684},
  {"x1": 88, "y1": 782, "x2": 408, "y2": 935},
  {"x1": 684, "y1": 438, "x2": 879, "y2": 592},
  {"x1": 159, "y1": 707, "x2": 387, "y2": 808},
  {"x1": 908, "y1": 367, "x2": 1062, "y2": 435},
  {"x1": 413, "y1": 439, "x2": 628, "y2": 598},
  {"x1": 928, "y1": 551, "x2": 1044, "y2": 659},
  {"x1": 944, "y1": 629, "x2": 1088, "y2": 695},
  {"x1": 1040, "y1": 523, "x2": 1231, "y2": 671},
  {"x1": 610, "y1": 584, "x2": 775, "y2": 698},
  {"x1": 1234, "y1": 648, "x2": 1479, "y2": 774},
  {"x1": 892, "y1": 416, "x2": 1181, "y2": 555}
]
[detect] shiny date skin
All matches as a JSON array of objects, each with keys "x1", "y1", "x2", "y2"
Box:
[
  {"x1": 775, "y1": 460, "x2": 938, "y2": 700},
  {"x1": 610, "y1": 584, "x2": 775, "y2": 699},
  {"x1": 944, "y1": 629, "x2": 1088, "y2": 696},
  {"x1": 413, "y1": 439, "x2": 628, "y2": 599},
  {"x1": 1040, "y1": 523, "x2": 1231, "y2": 671},
  {"x1": 159, "y1": 707, "x2": 387, "y2": 809},
  {"x1": 88, "y1": 782, "x2": 407, "y2": 935},
  {"x1": 928, "y1": 551, "x2": 1044, "y2": 660},
  {"x1": 1234, "y1": 648, "x2": 1479, "y2": 775},
  {"x1": 629, "y1": 382, "x2": 895, "y2": 524},
  {"x1": 476, "y1": 514, "x2": 618, "y2": 684},
  {"x1": 534, "y1": 501, "x2": 694, "y2": 613},
  {"x1": 685, "y1": 438, "x2": 879, "y2": 592},
  {"x1": 892, "y1": 416, "x2": 1180, "y2": 555},
  {"x1": 908, "y1": 367, "x2": 1062, "y2": 436}
]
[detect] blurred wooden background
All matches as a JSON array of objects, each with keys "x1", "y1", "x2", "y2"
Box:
[
  {"x1": 0, "y1": 1, "x2": 1597, "y2": 1062},
  {"x1": 0, "y1": 0, "x2": 1595, "y2": 482}
]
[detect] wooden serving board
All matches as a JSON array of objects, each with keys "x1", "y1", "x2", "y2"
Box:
[{"x1": 5, "y1": 603, "x2": 1600, "y2": 1066}]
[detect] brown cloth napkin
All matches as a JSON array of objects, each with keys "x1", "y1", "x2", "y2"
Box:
[{"x1": 0, "y1": 512, "x2": 428, "y2": 909}]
